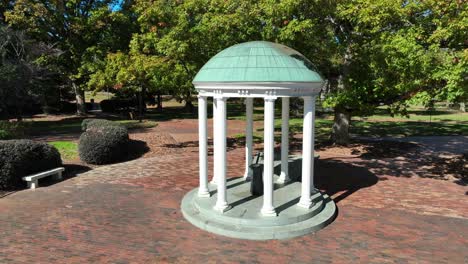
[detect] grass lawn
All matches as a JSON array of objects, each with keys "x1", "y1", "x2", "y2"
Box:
[
  {"x1": 49, "y1": 141, "x2": 78, "y2": 160},
  {"x1": 9, "y1": 98, "x2": 467, "y2": 141},
  {"x1": 228, "y1": 102, "x2": 467, "y2": 142},
  {"x1": 85, "y1": 91, "x2": 114, "y2": 103}
]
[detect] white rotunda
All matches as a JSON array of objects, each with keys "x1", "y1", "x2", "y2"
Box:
[{"x1": 181, "y1": 41, "x2": 336, "y2": 240}]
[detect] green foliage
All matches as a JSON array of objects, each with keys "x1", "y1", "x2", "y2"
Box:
[
  {"x1": 4, "y1": 0, "x2": 465, "y2": 140},
  {"x1": 0, "y1": 139, "x2": 62, "y2": 190},
  {"x1": 0, "y1": 26, "x2": 61, "y2": 119},
  {"x1": 89, "y1": 0, "x2": 263, "y2": 107},
  {"x1": 0, "y1": 121, "x2": 29, "y2": 139},
  {"x1": 5, "y1": 0, "x2": 136, "y2": 114},
  {"x1": 99, "y1": 99, "x2": 138, "y2": 113},
  {"x1": 78, "y1": 125, "x2": 129, "y2": 165},
  {"x1": 322, "y1": 0, "x2": 467, "y2": 114},
  {"x1": 81, "y1": 118, "x2": 121, "y2": 131}
]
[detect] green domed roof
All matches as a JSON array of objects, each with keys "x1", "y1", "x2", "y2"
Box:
[{"x1": 193, "y1": 41, "x2": 323, "y2": 83}]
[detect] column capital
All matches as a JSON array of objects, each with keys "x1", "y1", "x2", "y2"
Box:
[
  {"x1": 197, "y1": 94, "x2": 207, "y2": 99},
  {"x1": 214, "y1": 95, "x2": 228, "y2": 101},
  {"x1": 264, "y1": 96, "x2": 277, "y2": 102},
  {"x1": 302, "y1": 95, "x2": 316, "y2": 101}
]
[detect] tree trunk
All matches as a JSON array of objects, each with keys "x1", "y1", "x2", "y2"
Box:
[
  {"x1": 183, "y1": 90, "x2": 195, "y2": 113},
  {"x1": 138, "y1": 86, "x2": 147, "y2": 122},
  {"x1": 184, "y1": 100, "x2": 195, "y2": 112},
  {"x1": 157, "y1": 92, "x2": 162, "y2": 112},
  {"x1": 460, "y1": 102, "x2": 466, "y2": 112},
  {"x1": 73, "y1": 82, "x2": 86, "y2": 115},
  {"x1": 331, "y1": 109, "x2": 351, "y2": 145}
]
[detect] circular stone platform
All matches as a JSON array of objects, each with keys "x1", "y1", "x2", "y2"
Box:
[{"x1": 181, "y1": 177, "x2": 337, "y2": 240}]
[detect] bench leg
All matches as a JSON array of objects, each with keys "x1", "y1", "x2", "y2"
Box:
[
  {"x1": 54, "y1": 171, "x2": 63, "y2": 181},
  {"x1": 28, "y1": 180, "x2": 38, "y2": 189}
]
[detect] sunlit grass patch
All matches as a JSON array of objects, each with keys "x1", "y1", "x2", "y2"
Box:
[{"x1": 49, "y1": 141, "x2": 78, "y2": 160}]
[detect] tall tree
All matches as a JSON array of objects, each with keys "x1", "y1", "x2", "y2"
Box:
[
  {"x1": 5, "y1": 0, "x2": 134, "y2": 115},
  {"x1": 88, "y1": 0, "x2": 466, "y2": 143},
  {"x1": 322, "y1": 0, "x2": 467, "y2": 144},
  {"x1": 88, "y1": 51, "x2": 171, "y2": 120},
  {"x1": 125, "y1": 0, "x2": 262, "y2": 111},
  {"x1": 259, "y1": 0, "x2": 466, "y2": 144},
  {"x1": 0, "y1": 26, "x2": 61, "y2": 120}
]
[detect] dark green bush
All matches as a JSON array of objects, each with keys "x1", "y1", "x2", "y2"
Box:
[
  {"x1": 59, "y1": 101, "x2": 77, "y2": 113},
  {"x1": 100, "y1": 99, "x2": 136, "y2": 113},
  {"x1": 0, "y1": 140, "x2": 62, "y2": 190},
  {"x1": 81, "y1": 118, "x2": 120, "y2": 131},
  {"x1": 0, "y1": 121, "x2": 29, "y2": 139},
  {"x1": 78, "y1": 125, "x2": 129, "y2": 165}
]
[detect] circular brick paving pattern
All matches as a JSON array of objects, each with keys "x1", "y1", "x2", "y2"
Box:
[{"x1": 0, "y1": 123, "x2": 467, "y2": 263}]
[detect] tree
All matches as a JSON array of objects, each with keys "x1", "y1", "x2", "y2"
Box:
[
  {"x1": 5, "y1": 0, "x2": 134, "y2": 115},
  {"x1": 260, "y1": 0, "x2": 467, "y2": 144},
  {"x1": 322, "y1": 0, "x2": 467, "y2": 144},
  {"x1": 88, "y1": 51, "x2": 171, "y2": 121},
  {"x1": 123, "y1": 0, "x2": 262, "y2": 111},
  {"x1": 0, "y1": 26, "x2": 61, "y2": 120}
]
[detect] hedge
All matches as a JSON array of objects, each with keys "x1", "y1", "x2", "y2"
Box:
[
  {"x1": 0, "y1": 121, "x2": 29, "y2": 140},
  {"x1": 0, "y1": 140, "x2": 62, "y2": 190},
  {"x1": 78, "y1": 124, "x2": 129, "y2": 165},
  {"x1": 100, "y1": 99, "x2": 137, "y2": 113},
  {"x1": 81, "y1": 118, "x2": 120, "y2": 131}
]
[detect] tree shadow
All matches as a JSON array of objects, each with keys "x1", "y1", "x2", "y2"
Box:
[
  {"x1": 358, "y1": 140, "x2": 419, "y2": 159},
  {"x1": 280, "y1": 157, "x2": 379, "y2": 204},
  {"x1": 407, "y1": 109, "x2": 455, "y2": 116},
  {"x1": 348, "y1": 139, "x2": 468, "y2": 186},
  {"x1": 351, "y1": 121, "x2": 468, "y2": 138},
  {"x1": 161, "y1": 138, "x2": 238, "y2": 153},
  {"x1": 0, "y1": 163, "x2": 93, "y2": 197},
  {"x1": 34, "y1": 164, "x2": 92, "y2": 187},
  {"x1": 315, "y1": 159, "x2": 380, "y2": 203},
  {"x1": 126, "y1": 139, "x2": 150, "y2": 160}
]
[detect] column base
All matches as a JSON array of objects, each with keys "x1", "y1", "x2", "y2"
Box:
[
  {"x1": 297, "y1": 198, "x2": 314, "y2": 209},
  {"x1": 197, "y1": 189, "x2": 210, "y2": 198},
  {"x1": 213, "y1": 204, "x2": 231, "y2": 213},
  {"x1": 260, "y1": 207, "x2": 277, "y2": 217},
  {"x1": 276, "y1": 172, "x2": 290, "y2": 184},
  {"x1": 181, "y1": 178, "x2": 337, "y2": 240},
  {"x1": 243, "y1": 170, "x2": 253, "y2": 181}
]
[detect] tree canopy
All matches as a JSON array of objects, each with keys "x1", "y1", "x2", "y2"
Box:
[
  {"x1": 1, "y1": 0, "x2": 466, "y2": 143},
  {"x1": 5, "y1": 0, "x2": 135, "y2": 114}
]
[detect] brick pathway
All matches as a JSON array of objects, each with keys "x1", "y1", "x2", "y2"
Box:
[{"x1": 1, "y1": 121, "x2": 467, "y2": 263}]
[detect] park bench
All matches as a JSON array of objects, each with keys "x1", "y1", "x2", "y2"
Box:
[{"x1": 22, "y1": 167, "x2": 65, "y2": 189}]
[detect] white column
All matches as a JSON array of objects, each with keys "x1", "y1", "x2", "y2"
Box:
[
  {"x1": 197, "y1": 95, "x2": 210, "y2": 197},
  {"x1": 213, "y1": 96, "x2": 231, "y2": 212},
  {"x1": 298, "y1": 96, "x2": 316, "y2": 209},
  {"x1": 244, "y1": 98, "x2": 254, "y2": 180},
  {"x1": 261, "y1": 97, "x2": 277, "y2": 216},
  {"x1": 211, "y1": 98, "x2": 217, "y2": 184},
  {"x1": 277, "y1": 97, "x2": 290, "y2": 184}
]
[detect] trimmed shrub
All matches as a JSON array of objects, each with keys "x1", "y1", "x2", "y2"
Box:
[
  {"x1": 0, "y1": 140, "x2": 62, "y2": 190},
  {"x1": 100, "y1": 99, "x2": 137, "y2": 113},
  {"x1": 78, "y1": 125, "x2": 129, "y2": 165},
  {"x1": 0, "y1": 121, "x2": 29, "y2": 140},
  {"x1": 59, "y1": 101, "x2": 77, "y2": 113},
  {"x1": 99, "y1": 99, "x2": 115, "y2": 113},
  {"x1": 81, "y1": 118, "x2": 120, "y2": 131}
]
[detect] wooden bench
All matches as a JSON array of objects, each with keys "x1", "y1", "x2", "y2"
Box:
[{"x1": 22, "y1": 167, "x2": 65, "y2": 189}]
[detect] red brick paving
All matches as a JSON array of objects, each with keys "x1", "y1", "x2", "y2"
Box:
[{"x1": 1, "y1": 120, "x2": 467, "y2": 263}]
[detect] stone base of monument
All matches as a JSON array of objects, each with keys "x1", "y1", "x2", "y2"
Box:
[{"x1": 181, "y1": 174, "x2": 337, "y2": 240}]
